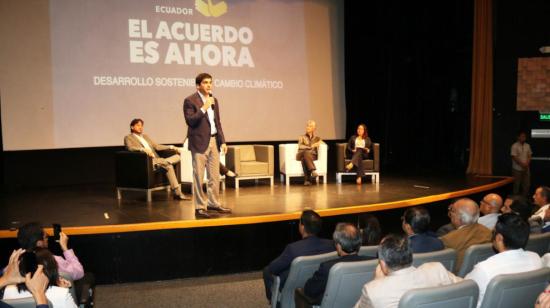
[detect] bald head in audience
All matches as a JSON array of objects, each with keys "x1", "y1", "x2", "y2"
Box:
[
  {"x1": 480, "y1": 193, "x2": 503, "y2": 215},
  {"x1": 449, "y1": 198, "x2": 480, "y2": 228}
]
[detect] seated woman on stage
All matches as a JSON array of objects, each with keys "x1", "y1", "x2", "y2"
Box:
[{"x1": 345, "y1": 123, "x2": 372, "y2": 184}]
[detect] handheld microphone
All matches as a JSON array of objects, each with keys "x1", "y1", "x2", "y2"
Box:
[{"x1": 208, "y1": 91, "x2": 214, "y2": 105}]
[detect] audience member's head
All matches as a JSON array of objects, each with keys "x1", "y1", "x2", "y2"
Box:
[
  {"x1": 492, "y1": 213, "x2": 530, "y2": 253},
  {"x1": 17, "y1": 222, "x2": 47, "y2": 251},
  {"x1": 480, "y1": 193, "x2": 503, "y2": 215},
  {"x1": 378, "y1": 234, "x2": 413, "y2": 274},
  {"x1": 502, "y1": 195, "x2": 533, "y2": 222},
  {"x1": 357, "y1": 213, "x2": 382, "y2": 246},
  {"x1": 17, "y1": 248, "x2": 58, "y2": 292},
  {"x1": 299, "y1": 210, "x2": 322, "y2": 237},
  {"x1": 129, "y1": 118, "x2": 144, "y2": 133},
  {"x1": 402, "y1": 206, "x2": 431, "y2": 236},
  {"x1": 448, "y1": 198, "x2": 479, "y2": 228},
  {"x1": 533, "y1": 186, "x2": 550, "y2": 207},
  {"x1": 333, "y1": 223, "x2": 362, "y2": 256}
]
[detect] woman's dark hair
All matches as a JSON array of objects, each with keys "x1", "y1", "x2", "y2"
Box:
[
  {"x1": 17, "y1": 248, "x2": 58, "y2": 293},
  {"x1": 358, "y1": 213, "x2": 382, "y2": 245},
  {"x1": 357, "y1": 123, "x2": 368, "y2": 138}
]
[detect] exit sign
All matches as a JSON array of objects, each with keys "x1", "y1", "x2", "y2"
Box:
[{"x1": 541, "y1": 113, "x2": 550, "y2": 121}]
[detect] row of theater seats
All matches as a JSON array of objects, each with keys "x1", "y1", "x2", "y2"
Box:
[
  {"x1": 271, "y1": 232, "x2": 550, "y2": 308},
  {"x1": 115, "y1": 142, "x2": 381, "y2": 200}
]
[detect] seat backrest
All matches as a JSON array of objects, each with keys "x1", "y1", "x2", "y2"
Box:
[
  {"x1": 413, "y1": 248, "x2": 457, "y2": 272},
  {"x1": 525, "y1": 232, "x2": 550, "y2": 256},
  {"x1": 479, "y1": 267, "x2": 550, "y2": 308},
  {"x1": 320, "y1": 259, "x2": 378, "y2": 308},
  {"x1": 279, "y1": 251, "x2": 339, "y2": 308},
  {"x1": 238, "y1": 145, "x2": 256, "y2": 161},
  {"x1": 398, "y1": 280, "x2": 479, "y2": 308},
  {"x1": 2, "y1": 297, "x2": 53, "y2": 308},
  {"x1": 457, "y1": 243, "x2": 495, "y2": 277},
  {"x1": 59, "y1": 271, "x2": 78, "y2": 305},
  {"x1": 358, "y1": 245, "x2": 378, "y2": 258}
]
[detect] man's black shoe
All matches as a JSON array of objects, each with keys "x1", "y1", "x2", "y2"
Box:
[
  {"x1": 195, "y1": 209, "x2": 211, "y2": 218},
  {"x1": 207, "y1": 206, "x2": 232, "y2": 213}
]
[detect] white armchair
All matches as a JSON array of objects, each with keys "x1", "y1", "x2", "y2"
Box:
[
  {"x1": 180, "y1": 139, "x2": 225, "y2": 190},
  {"x1": 279, "y1": 143, "x2": 328, "y2": 185}
]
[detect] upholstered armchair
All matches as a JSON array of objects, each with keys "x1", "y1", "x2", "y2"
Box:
[
  {"x1": 336, "y1": 143, "x2": 380, "y2": 183},
  {"x1": 279, "y1": 143, "x2": 328, "y2": 185},
  {"x1": 115, "y1": 150, "x2": 181, "y2": 202},
  {"x1": 226, "y1": 145, "x2": 274, "y2": 189}
]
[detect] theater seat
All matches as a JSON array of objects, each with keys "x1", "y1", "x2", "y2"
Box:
[
  {"x1": 525, "y1": 232, "x2": 550, "y2": 256},
  {"x1": 413, "y1": 248, "x2": 457, "y2": 272},
  {"x1": 479, "y1": 267, "x2": 550, "y2": 308},
  {"x1": 398, "y1": 280, "x2": 479, "y2": 308},
  {"x1": 271, "y1": 251, "x2": 338, "y2": 308},
  {"x1": 457, "y1": 243, "x2": 495, "y2": 277},
  {"x1": 314, "y1": 259, "x2": 378, "y2": 308}
]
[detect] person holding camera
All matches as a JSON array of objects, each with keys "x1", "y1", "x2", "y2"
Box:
[
  {"x1": 1, "y1": 249, "x2": 50, "y2": 308},
  {"x1": 2, "y1": 248, "x2": 77, "y2": 308},
  {"x1": 17, "y1": 222, "x2": 84, "y2": 281}
]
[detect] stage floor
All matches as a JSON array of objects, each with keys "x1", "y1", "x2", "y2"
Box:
[{"x1": 0, "y1": 173, "x2": 512, "y2": 237}]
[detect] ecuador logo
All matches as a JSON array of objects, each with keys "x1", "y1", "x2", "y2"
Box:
[{"x1": 195, "y1": 0, "x2": 228, "y2": 17}]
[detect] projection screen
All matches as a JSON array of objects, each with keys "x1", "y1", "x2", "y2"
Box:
[{"x1": 0, "y1": 0, "x2": 345, "y2": 150}]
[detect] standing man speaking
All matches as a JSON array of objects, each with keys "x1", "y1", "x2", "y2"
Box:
[{"x1": 184, "y1": 73, "x2": 232, "y2": 218}]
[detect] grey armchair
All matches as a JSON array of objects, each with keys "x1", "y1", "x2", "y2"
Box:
[{"x1": 226, "y1": 145, "x2": 274, "y2": 189}]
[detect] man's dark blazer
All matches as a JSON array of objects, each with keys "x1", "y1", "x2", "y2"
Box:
[
  {"x1": 183, "y1": 92, "x2": 225, "y2": 153},
  {"x1": 267, "y1": 236, "x2": 335, "y2": 287},
  {"x1": 409, "y1": 232, "x2": 445, "y2": 254},
  {"x1": 303, "y1": 254, "x2": 373, "y2": 304}
]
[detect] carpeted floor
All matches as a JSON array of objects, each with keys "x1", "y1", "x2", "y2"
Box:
[{"x1": 94, "y1": 271, "x2": 268, "y2": 307}]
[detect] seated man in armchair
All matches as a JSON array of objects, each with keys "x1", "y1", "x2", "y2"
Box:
[{"x1": 124, "y1": 118, "x2": 190, "y2": 200}]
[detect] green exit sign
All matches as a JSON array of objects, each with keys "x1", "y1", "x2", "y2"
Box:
[{"x1": 541, "y1": 113, "x2": 550, "y2": 121}]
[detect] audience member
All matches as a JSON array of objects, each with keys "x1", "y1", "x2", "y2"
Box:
[
  {"x1": 0, "y1": 249, "x2": 49, "y2": 308},
  {"x1": 478, "y1": 193, "x2": 503, "y2": 229},
  {"x1": 262, "y1": 210, "x2": 334, "y2": 302},
  {"x1": 402, "y1": 207, "x2": 444, "y2": 253},
  {"x1": 502, "y1": 195, "x2": 541, "y2": 234},
  {"x1": 18, "y1": 223, "x2": 84, "y2": 281},
  {"x1": 440, "y1": 198, "x2": 492, "y2": 271},
  {"x1": 298, "y1": 223, "x2": 374, "y2": 305},
  {"x1": 354, "y1": 234, "x2": 461, "y2": 308},
  {"x1": 2, "y1": 248, "x2": 77, "y2": 308},
  {"x1": 435, "y1": 200, "x2": 458, "y2": 237},
  {"x1": 357, "y1": 213, "x2": 382, "y2": 246},
  {"x1": 531, "y1": 186, "x2": 550, "y2": 232},
  {"x1": 465, "y1": 213, "x2": 542, "y2": 306}
]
